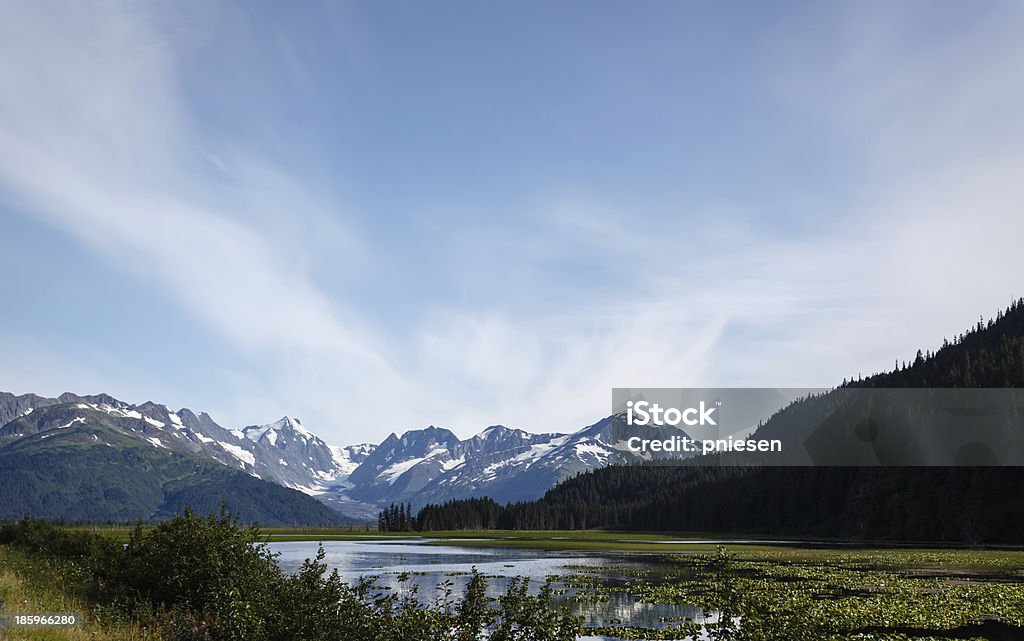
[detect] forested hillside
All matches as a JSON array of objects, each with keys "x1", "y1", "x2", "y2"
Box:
[
  {"x1": 0, "y1": 425, "x2": 344, "y2": 526},
  {"x1": 410, "y1": 300, "x2": 1024, "y2": 544},
  {"x1": 850, "y1": 298, "x2": 1024, "y2": 388}
]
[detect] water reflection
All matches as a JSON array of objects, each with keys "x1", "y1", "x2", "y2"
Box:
[{"x1": 267, "y1": 540, "x2": 702, "y2": 639}]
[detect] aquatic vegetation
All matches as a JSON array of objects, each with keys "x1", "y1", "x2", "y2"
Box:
[{"x1": 590, "y1": 547, "x2": 1024, "y2": 640}]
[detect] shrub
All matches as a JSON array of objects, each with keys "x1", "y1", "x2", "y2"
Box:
[{"x1": 1, "y1": 511, "x2": 583, "y2": 641}]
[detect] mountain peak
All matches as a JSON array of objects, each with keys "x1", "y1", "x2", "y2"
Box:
[
  {"x1": 478, "y1": 425, "x2": 513, "y2": 438},
  {"x1": 243, "y1": 416, "x2": 317, "y2": 445},
  {"x1": 57, "y1": 392, "x2": 127, "y2": 408}
]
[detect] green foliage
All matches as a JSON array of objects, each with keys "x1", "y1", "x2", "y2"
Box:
[
  {"x1": 119, "y1": 507, "x2": 282, "y2": 631},
  {"x1": 8, "y1": 515, "x2": 1024, "y2": 640},
  {"x1": 627, "y1": 548, "x2": 1024, "y2": 640},
  {"x1": 416, "y1": 464, "x2": 1024, "y2": 543},
  {"x1": 416, "y1": 498, "x2": 504, "y2": 531},
  {"x1": 491, "y1": 578, "x2": 582, "y2": 641},
  {"x1": 376, "y1": 501, "x2": 416, "y2": 532},
  {"x1": 454, "y1": 568, "x2": 493, "y2": 640},
  {"x1": 851, "y1": 297, "x2": 1024, "y2": 389},
  {"x1": 0, "y1": 512, "x2": 582, "y2": 641},
  {"x1": 0, "y1": 514, "x2": 122, "y2": 568}
]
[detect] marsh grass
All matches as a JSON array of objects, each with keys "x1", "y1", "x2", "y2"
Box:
[{"x1": 0, "y1": 547, "x2": 159, "y2": 641}]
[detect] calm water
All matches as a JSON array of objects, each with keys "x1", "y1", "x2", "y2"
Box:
[{"x1": 267, "y1": 539, "x2": 708, "y2": 640}]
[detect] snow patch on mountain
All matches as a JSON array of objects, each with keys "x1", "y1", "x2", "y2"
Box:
[
  {"x1": 219, "y1": 441, "x2": 255, "y2": 467},
  {"x1": 381, "y1": 457, "x2": 424, "y2": 484}
]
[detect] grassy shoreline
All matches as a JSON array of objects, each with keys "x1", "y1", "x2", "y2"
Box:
[
  {"x1": 57, "y1": 525, "x2": 1024, "y2": 554},
  {"x1": 0, "y1": 546, "x2": 158, "y2": 641}
]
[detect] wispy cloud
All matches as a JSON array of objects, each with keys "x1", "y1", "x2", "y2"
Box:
[
  {"x1": 410, "y1": 1, "x2": 1024, "y2": 430},
  {"x1": 1, "y1": 2, "x2": 1022, "y2": 441},
  {"x1": 0, "y1": 2, "x2": 414, "y2": 432}
]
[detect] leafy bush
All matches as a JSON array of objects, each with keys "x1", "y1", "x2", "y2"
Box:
[
  {"x1": 0, "y1": 511, "x2": 582, "y2": 641},
  {"x1": 119, "y1": 508, "x2": 282, "y2": 626},
  {"x1": 492, "y1": 578, "x2": 582, "y2": 641}
]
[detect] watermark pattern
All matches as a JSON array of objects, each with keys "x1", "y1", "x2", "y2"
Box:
[
  {"x1": 0, "y1": 612, "x2": 83, "y2": 628},
  {"x1": 612, "y1": 388, "x2": 1024, "y2": 466}
]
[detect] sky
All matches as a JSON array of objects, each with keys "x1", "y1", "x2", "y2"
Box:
[{"x1": 1, "y1": 1, "x2": 1023, "y2": 444}]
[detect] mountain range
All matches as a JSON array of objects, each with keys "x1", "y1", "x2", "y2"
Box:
[
  {"x1": 0, "y1": 394, "x2": 343, "y2": 525},
  {"x1": 16, "y1": 297, "x2": 1021, "y2": 527},
  {"x1": 0, "y1": 390, "x2": 685, "y2": 523}
]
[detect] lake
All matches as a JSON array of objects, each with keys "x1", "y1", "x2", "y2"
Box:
[{"x1": 267, "y1": 539, "x2": 708, "y2": 640}]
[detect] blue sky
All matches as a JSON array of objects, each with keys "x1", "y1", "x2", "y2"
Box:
[{"x1": 2, "y1": 1, "x2": 1023, "y2": 443}]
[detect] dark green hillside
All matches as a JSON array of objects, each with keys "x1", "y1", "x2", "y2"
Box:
[
  {"x1": 850, "y1": 298, "x2": 1024, "y2": 388},
  {"x1": 0, "y1": 425, "x2": 343, "y2": 525},
  {"x1": 493, "y1": 465, "x2": 1024, "y2": 543},
  {"x1": 418, "y1": 299, "x2": 1024, "y2": 543}
]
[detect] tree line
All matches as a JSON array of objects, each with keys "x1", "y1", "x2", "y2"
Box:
[{"x1": 377, "y1": 502, "x2": 416, "y2": 532}]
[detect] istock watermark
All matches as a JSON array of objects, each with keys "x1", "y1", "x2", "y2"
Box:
[
  {"x1": 625, "y1": 433, "x2": 782, "y2": 456},
  {"x1": 624, "y1": 400, "x2": 718, "y2": 426},
  {"x1": 618, "y1": 392, "x2": 785, "y2": 458},
  {"x1": 611, "y1": 388, "x2": 1024, "y2": 466}
]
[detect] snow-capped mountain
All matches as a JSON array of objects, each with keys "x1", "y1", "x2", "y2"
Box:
[
  {"x1": 0, "y1": 392, "x2": 348, "y2": 525},
  {"x1": 392, "y1": 415, "x2": 694, "y2": 506},
  {"x1": 0, "y1": 392, "x2": 384, "y2": 518},
  {"x1": 0, "y1": 390, "x2": 690, "y2": 521},
  {"x1": 239, "y1": 416, "x2": 374, "y2": 492},
  {"x1": 0, "y1": 393, "x2": 250, "y2": 468},
  {"x1": 328, "y1": 415, "x2": 690, "y2": 511},
  {"x1": 345, "y1": 424, "x2": 572, "y2": 506},
  {"x1": 236, "y1": 416, "x2": 378, "y2": 517}
]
